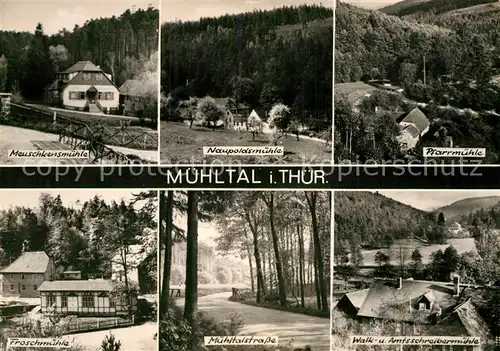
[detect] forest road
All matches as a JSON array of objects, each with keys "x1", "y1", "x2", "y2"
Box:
[
  {"x1": 177, "y1": 292, "x2": 330, "y2": 351},
  {"x1": 62, "y1": 321, "x2": 157, "y2": 351}
]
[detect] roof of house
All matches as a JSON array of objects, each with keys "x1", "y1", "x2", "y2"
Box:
[
  {"x1": 345, "y1": 289, "x2": 370, "y2": 310},
  {"x1": 64, "y1": 71, "x2": 115, "y2": 87},
  {"x1": 400, "y1": 108, "x2": 430, "y2": 133},
  {"x1": 1, "y1": 251, "x2": 50, "y2": 274},
  {"x1": 401, "y1": 123, "x2": 421, "y2": 138},
  {"x1": 38, "y1": 279, "x2": 113, "y2": 292},
  {"x1": 61, "y1": 61, "x2": 103, "y2": 74},
  {"x1": 356, "y1": 279, "x2": 461, "y2": 322},
  {"x1": 248, "y1": 109, "x2": 260, "y2": 120},
  {"x1": 119, "y1": 79, "x2": 141, "y2": 96}
]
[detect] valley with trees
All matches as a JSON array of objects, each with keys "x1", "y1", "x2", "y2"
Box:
[
  {"x1": 159, "y1": 191, "x2": 331, "y2": 350},
  {"x1": 334, "y1": 0, "x2": 500, "y2": 163},
  {"x1": 160, "y1": 4, "x2": 333, "y2": 164},
  {"x1": 332, "y1": 191, "x2": 500, "y2": 349},
  {"x1": 0, "y1": 190, "x2": 158, "y2": 351}
]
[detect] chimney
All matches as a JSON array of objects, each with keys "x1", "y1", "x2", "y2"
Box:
[
  {"x1": 398, "y1": 277, "x2": 403, "y2": 290},
  {"x1": 453, "y1": 275, "x2": 460, "y2": 296}
]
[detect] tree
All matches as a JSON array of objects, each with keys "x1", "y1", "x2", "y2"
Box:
[
  {"x1": 259, "y1": 83, "x2": 281, "y2": 115},
  {"x1": 184, "y1": 191, "x2": 199, "y2": 339},
  {"x1": 231, "y1": 76, "x2": 255, "y2": 104},
  {"x1": 0, "y1": 55, "x2": 8, "y2": 91},
  {"x1": 374, "y1": 251, "x2": 389, "y2": 267},
  {"x1": 20, "y1": 23, "x2": 53, "y2": 100},
  {"x1": 197, "y1": 96, "x2": 224, "y2": 131},
  {"x1": 247, "y1": 112, "x2": 263, "y2": 141},
  {"x1": 268, "y1": 103, "x2": 291, "y2": 132},
  {"x1": 398, "y1": 62, "x2": 417, "y2": 88},
  {"x1": 159, "y1": 191, "x2": 173, "y2": 316},
  {"x1": 409, "y1": 248, "x2": 423, "y2": 278}
]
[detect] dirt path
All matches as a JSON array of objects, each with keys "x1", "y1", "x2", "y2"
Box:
[
  {"x1": 176, "y1": 292, "x2": 330, "y2": 351},
  {"x1": 62, "y1": 322, "x2": 157, "y2": 351},
  {"x1": 0, "y1": 125, "x2": 157, "y2": 164}
]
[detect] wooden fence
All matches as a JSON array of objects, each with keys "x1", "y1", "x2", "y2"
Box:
[
  {"x1": 5, "y1": 103, "x2": 154, "y2": 164},
  {"x1": 6, "y1": 103, "x2": 157, "y2": 151},
  {"x1": 62, "y1": 317, "x2": 134, "y2": 335}
]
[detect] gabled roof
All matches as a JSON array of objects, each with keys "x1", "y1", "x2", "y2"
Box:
[
  {"x1": 38, "y1": 279, "x2": 113, "y2": 292},
  {"x1": 345, "y1": 289, "x2": 370, "y2": 310},
  {"x1": 401, "y1": 108, "x2": 430, "y2": 133},
  {"x1": 248, "y1": 109, "x2": 260, "y2": 120},
  {"x1": 1, "y1": 251, "x2": 50, "y2": 274},
  {"x1": 356, "y1": 279, "x2": 461, "y2": 321},
  {"x1": 61, "y1": 61, "x2": 102, "y2": 73},
  {"x1": 65, "y1": 71, "x2": 115, "y2": 87},
  {"x1": 401, "y1": 124, "x2": 420, "y2": 138}
]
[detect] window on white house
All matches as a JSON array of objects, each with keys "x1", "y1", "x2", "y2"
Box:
[
  {"x1": 70, "y1": 92, "x2": 77, "y2": 100},
  {"x1": 33, "y1": 285, "x2": 37, "y2": 291},
  {"x1": 61, "y1": 296, "x2": 68, "y2": 308},
  {"x1": 96, "y1": 73, "x2": 102, "y2": 81},
  {"x1": 47, "y1": 294, "x2": 55, "y2": 307},
  {"x1": 21, "y1": 274, "x2": 24, "y2": 279},
  {"x1": 105, "y1": 92, "x2": 113, "y2": 100},
  {"x1": 98, "y1": 92, "x2": 103, "y2": 100},
  {"x1": 10, "y1": 285, "x2": 14, "y2": 291},
  {"x1": 21, "y1": 285, "x2": 25, "y2": 290},
  {"x1": 83, "y1": 73, "x2": 91, "y2": 81},
  {"x1": 79, "y1": 92, "x2": 85, "y2": 100},
  {"x1": 82, "y1": 295, "x2": 94, "y2": 308}
]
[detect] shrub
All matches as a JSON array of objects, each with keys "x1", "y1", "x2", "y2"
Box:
[
  {"x1": 100, "y1": 334, "x2": 121, "y2": 351},
  {"x1": 216, "y1": 270, "x2": 230, "y2": 284},
  {"x1": 198, "y1": 271, "x2": 215, "y2": 284}
]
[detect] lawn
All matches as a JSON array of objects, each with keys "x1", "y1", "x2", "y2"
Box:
[{"x1": 160, "y1": 121, "x2": 332, "y2": 164}]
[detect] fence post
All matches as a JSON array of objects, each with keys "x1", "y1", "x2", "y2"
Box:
[
  {"x1": 53, "y1": 112, "x2": 57, "y2": 125},
  {"x1": 97, "y1": 319, "x2": 99, "y2": 329}
]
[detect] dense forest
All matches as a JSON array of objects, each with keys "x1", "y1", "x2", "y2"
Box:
[
  {"x1": 159, "y1": 191, "x2": 330, "y2": 350},
  {"x1": 381, "y1": 0, "x2": 497, "y2": 16},
  {"x1": 162, "y1": 5, "x2": 333, "y2": 130},
  {"x1": 335, "y1": 1, "x2": 500, "y2": 163},
  {"x1": 0, "y1": 7, "x2": 158, "y2": 100},
  {"x1": 0, "y1": 193, "x2": 157, "y2": 283}
]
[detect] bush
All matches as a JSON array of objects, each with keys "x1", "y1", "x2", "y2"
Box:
[
  {"x1": 100, "y1": 334, "x2": 121, "y2": 351},
  {"x1": 198, "y1": 271, "x2": 215, "y2": 284},
  {"x1": 216, "y1": 270, "x2": 230, "y2": 284}
]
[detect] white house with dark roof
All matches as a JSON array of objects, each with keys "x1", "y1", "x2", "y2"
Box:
[
  {"x1": 44, "y1": 61, "x2": 120, "y2": 113},
  {"x1": 38, "y1": 279, "x2": 137, "y2": 316},
  {"x1": 335, "y1": 276, "x2": 493, "y2": 350},
  {"x1": 396, "y1": 107, "x2": 430, "y2": 150},
  {"x1": 0, "y1": 251, "x2": 55, "y2": 298}
]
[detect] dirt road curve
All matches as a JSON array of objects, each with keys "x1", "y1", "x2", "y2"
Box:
[
  {"x1": 177, "y1": 292, "x2": 330, "y2": 351},
  {"x1": 62, "y1": 322, "x2": 157, "y2": 351}
]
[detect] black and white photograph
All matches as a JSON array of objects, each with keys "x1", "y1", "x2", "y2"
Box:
[
  {"x1": 0, "y1": 189, "x2": 158, "y2": 351},
  {"x1": 332, "y1": 190, "x2": 500, "y2": 350},
  {"x1": 334, "y1": 0, "x2": 500, "y2": 164},
  {"x1": 160, "y1": 0, "x2": 333, "y2": 165},
  {"x1": 0, "y1": 0, "x2": 159, "y2": 165},
  {"x1": 159, "y1": 191, "x2": 331, "y2": 350}
]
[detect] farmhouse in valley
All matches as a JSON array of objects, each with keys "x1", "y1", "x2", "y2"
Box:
[
  {"x1": 214, "y1": 97, "x2": 250, "y2": 130},
  {"x1": 396, "y1": 107, "x2": 430, "y2": 150},
  {"x1": 448, "y1": 222, "x2": 463, "y2": 236},
  {"x1": 44, "y1": 61, "x2": 120, "y2": 113},
  {"x1": 119, "y1": 79, "x2": 144, "y2": 117},
  {"x1": 335, "y1": 276, "x2": 492, "y2": 349},
  {"x1": 38, "y1": 279, "x2": 137, "y2": 316},
  {"x1": 0, "y1": 251, "x2": 56, "y2": 298}
]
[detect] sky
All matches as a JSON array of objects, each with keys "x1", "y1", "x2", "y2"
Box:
[
  {"x1": 341, "y1": 0, "x2": 399, "y2": 9},
  {"x1": 161, "y1": 0, "x2": 333, "y2": 22},
  {"x1": 0, "y1": 189, "x2": 147, "y2": 211},
  {"x1": 377, "y1": 190, "x2": 500, "y2": 211},
  {"x1": 1, "y1": 0, "x2": 158, "y2": 35}
]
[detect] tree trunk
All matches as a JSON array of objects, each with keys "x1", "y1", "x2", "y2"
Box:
[
  {"x1": 306, "y1": 191, "x2": 328, "y2": 313},
  {"x1": 160, "y1": 191, "x2": 173, "y2": 317},
  {"x1": 246, "y1": 243, "x2": 255, "y2": 294},
  {"x1": 184, "y1": 191, "x2": 199, "y2": 329},
  {"x1": 297, "y1": 222, "x2": 305, "y2": 308},
  {"x1": 245, "y1": 210, "x2": 265, "y2": 303},
  {"x1": 265, "y1": 193, "x2": 287, "y2": 306}
]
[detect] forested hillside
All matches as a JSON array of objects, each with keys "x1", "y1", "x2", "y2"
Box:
[
  {"x1": 381, "y1": 0, "x2": 496, "y2": 16},
  {"x1": 162, "y1": 5, "x2": 333, "y2": 129},
  {"x1": 0, "y1": 7, "x2": 158, "y2": 99},
  {"x1": 434, "y1": 196, "x2": 500, "y2": 224},
  {"x1": 334, "y1": 192, "x2": 440, "y2": 251},
  {"x1": 0, "y1": 193, "x2": 157, "y2": 280}
]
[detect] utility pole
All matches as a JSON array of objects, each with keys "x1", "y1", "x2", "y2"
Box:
[{"x1": 423, "y1": 55, "x2": 427, "y2": 86}]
